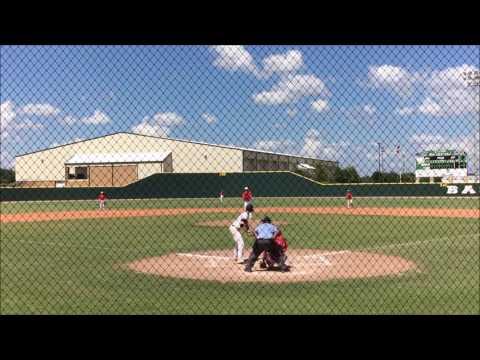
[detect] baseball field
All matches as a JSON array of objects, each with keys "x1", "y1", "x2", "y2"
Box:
[{"x1": 1, "y1": 196, "x2": 479, "y2": 314}]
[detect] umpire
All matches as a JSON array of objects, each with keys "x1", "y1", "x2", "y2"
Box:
[{"x1": 244, "y1": 216, "x2": 288, "y2": 272}]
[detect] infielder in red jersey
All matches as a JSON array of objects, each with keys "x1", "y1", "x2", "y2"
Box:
[
  {"x1": 242, "y1": 186, "x2": 253, "y2": 210},
  {"x1": 346, "y1": 189, "x2": 353, "y2": 208},
  {"x1": 97, "y1": 191, "x2": 107, "y2": 210}
]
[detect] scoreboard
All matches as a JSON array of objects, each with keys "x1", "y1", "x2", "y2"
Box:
[{"x1": 415, "y1": 149, "x2": 468, "y2": 178}]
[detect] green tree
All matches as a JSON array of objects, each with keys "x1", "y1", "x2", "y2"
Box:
[
  {"x1": 334, "y1": 167, "x2": 345, "y2": 182},
  {"x1": 314, "y1": 164, "x2": 332, "y2": 182},
  {"x1": 343, "y1": 166, "x2": 360, "y2": 183},
  {"x1": 0, "y1": 168, "x2": 15, "y2": 184},
  {"x1": 333, "y1": 166, "x2": 361, "y2": 183},
  {"x1": 400, "y1": 172, "x2": 415, "y2": 183},
  {"x1": 371, "y1": 171, "x2": 383, "y2": 183},
  {"x1": 383, "y1": 172, "x2": 400, "y2": 183}
]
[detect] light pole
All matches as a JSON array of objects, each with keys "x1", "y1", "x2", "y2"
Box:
[
  {"x1": 397, "y1": 145, "x2": 402, "y2": 183},
  {"x1": 377, "y1": 142, "x2": 382, "y2": 173}
]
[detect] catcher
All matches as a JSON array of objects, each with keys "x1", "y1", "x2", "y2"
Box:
[
  {"x1": 244, "y1": 216, "x2": 289, "y2": 272},
  {"x1": 259, "y1": 228, "x2": 289, "y2": 271}
]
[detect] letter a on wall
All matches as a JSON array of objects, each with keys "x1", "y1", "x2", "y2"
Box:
[{"x1": 461, "y1": 185, "x2": 476, "y2": 194}]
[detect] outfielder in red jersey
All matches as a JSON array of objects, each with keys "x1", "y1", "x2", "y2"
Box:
[
  {"x1": 346, "y1": 189, "x2": 353, "y2": 208},
  {"x1": 97, "y1": 191, "x2": 107, "y2": 210},
  {"x1": 242, "y1": 186, "x2": 253, "y2": 210}
]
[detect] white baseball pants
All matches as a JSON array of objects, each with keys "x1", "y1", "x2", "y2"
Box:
[{"x1": 229, "y1": 225, "x2": 244, "y2": 260}]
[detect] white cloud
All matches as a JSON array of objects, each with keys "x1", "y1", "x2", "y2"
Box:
[
  {"x1": 370, "y1": 64, "x2": 479, "y2": 117},
  {"x1": 262, "y1": 50, "x2": 303, "y2": 76},
  {"x1": 367, "y1": 64, "x2": 417, "y2": 97},
  {"x1": 21, "y1": 103, "x2": 60, "y2": 116},
  {"x1": 131, "y1": 123, "x2": 170, "y2": 137},
  {"x1": 13, "y1": 119, "x2": 44, "y2": 130},
  {"x1": 396, "y1": 106, "x2": 415, "y2": 116},
  {"x1": 362, "y1": 104, "x2": 376, "y2": 115},
  {"x1": 418, "y1": 97, "x2": 441, "y2": 115},
  {"x1": 254, "y1": 139, "x2": 295, "y2": 152},
  {"x1": 1, "y1": 101, "x2": 16, "y2": 128},
  {"x1": 369, "y1": 65, "x2": 409, "y2": 85},
  {"x1": 423, "y1": 64, "x2": 479, "y2": 116},
  {"x1": 311, "y1": 98, "x2": 329, "y2": 112},
  {"x1": 131, "y1": 111, "x2": 185, "y2": 137},
  {"x1": 151, "y1": 112, "x2": 184, "y2": 126},
  {"x1": 60, "y1": 110, "x2": 111, "y2": 125},
  {"x1": 300, "y1": 129, "x2": 336, "y2": 159},
  {"x1": 61, "y1": 115, "x2": 78, "y2": 125},
  {"x1": 80, "y1": 110, "x2": 111, "y2": 125},
  {"x1": 410, "y1": 133, "x2": 446, "y2": 146},
  {"x1": 286, "y1": 108, "x2": 297, "y2": 118},
  {"x1": 253, "y1": 74, "x2": 327, "y2": 105},
  {"x1": 202, "y1": 113, "x2": 217, "y2": 124},
  {"x1": 211, "y1": 46, "x2": 258, "y2": 75}
]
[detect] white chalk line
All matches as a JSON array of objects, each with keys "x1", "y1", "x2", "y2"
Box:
[{"x1": 176, "y1": 253, "x2": 232, "y2": 261}]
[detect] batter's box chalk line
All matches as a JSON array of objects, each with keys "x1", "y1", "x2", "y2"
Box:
[{"x1": 176, "y1": 253, "x2": 231, "y2": 261}]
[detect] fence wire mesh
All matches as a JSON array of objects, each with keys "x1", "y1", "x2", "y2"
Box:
[{"x1": 0, "y1": 45, "x2": 479, "y2": 314}]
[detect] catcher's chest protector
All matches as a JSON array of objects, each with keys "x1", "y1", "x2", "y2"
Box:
[{"x1": 274, "y1": 233, "x2": 288, "y2": 251}]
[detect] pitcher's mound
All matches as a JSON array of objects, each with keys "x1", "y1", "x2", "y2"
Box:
[
  {"x1": 126, "y1": 249, "x2": 417, "y2": 283},
  {"x1": 196, "y1": 220, "x2": 290, "y2": 227}
]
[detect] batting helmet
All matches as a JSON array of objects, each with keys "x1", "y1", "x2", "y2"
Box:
[{"x1": 246, "y1": 204, "x2": 254, "y2": 212}]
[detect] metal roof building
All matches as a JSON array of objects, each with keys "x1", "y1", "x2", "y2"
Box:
[{"x1": 14, "y1": 132, "x2": 338, "y2": 188}]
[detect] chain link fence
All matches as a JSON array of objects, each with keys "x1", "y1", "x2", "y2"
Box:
[{"x1": 1, "y1": 45, "x2": 479, "y2": 314}]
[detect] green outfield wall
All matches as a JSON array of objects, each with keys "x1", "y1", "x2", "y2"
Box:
[{"x1": 1, "y1": 172, "x2": 479, "y2": 201}]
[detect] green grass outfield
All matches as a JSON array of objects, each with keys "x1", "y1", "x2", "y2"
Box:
[
  {"x1": 1, "y1": 197, "x2": 479, "y2": 314},
  {"x1": 1, "y1": 196, "x2": 478, "y2": 214}
]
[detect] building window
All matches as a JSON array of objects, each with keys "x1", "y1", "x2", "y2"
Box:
[{"x1": 67, "y1": 166, "x2": 88, "y2": 180}]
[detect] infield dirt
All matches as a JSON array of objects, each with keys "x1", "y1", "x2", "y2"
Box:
[
  {"x1": 126, "y1": 249, "x2": 418, "y2": 283},
  {"x1": 1, "y1": 206, "x2": 477, "y2": 223}
]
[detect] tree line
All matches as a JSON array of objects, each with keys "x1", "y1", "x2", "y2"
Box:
[
  {"x1": 0, "y1": 168, "x2": 16, "y2": 184},
  {"x1": 296, "y1": 164, "x2": 415, "y2": 183}
]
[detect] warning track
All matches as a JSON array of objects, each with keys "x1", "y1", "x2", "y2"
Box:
[{"x1": 1, "y1": 206, "x2": 477, "y2": 223}]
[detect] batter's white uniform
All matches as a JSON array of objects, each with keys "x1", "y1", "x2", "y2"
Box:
[{"x1": 229, "y1": 211, "x2": 252, "y2": 262}]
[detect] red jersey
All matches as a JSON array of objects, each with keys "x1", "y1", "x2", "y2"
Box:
[
  {"x1": 98, "y1": 193, "x2": 107, "y2": 201},
  {"x1": 274, "y1": 231, "x2": 288, "y2": 251},
  {"x1": 242, "y1": 190, "x2": 253, "y2": 201},
  {"x1": 346, "y1": 192, "x2": 353, "y2": 200}
]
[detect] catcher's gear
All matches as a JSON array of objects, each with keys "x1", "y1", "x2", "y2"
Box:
[
  {"x1": 261, "y1": 230, "x2": 289, "y2": 270},
  {"x1": 274, "y1": 231, "x2": 288, "y2": 251}
]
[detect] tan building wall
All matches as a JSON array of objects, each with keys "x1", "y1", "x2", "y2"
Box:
[
  {"x1": 113, "y1": 165, "x2": 137, "y2": 187},
  {"x1": 90, "y1": 166, "x2": 114, "y2": 187},
  {"x1": 138, "y1": 162, "x2": 163, "y2": 179},
  {"x1": 15, "y1": 133, "x2": 244, "y2": 182}
]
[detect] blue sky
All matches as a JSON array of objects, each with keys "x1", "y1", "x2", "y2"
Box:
[{"x1": 1, "y1": 45, "x2": 479, "y2": 175}]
